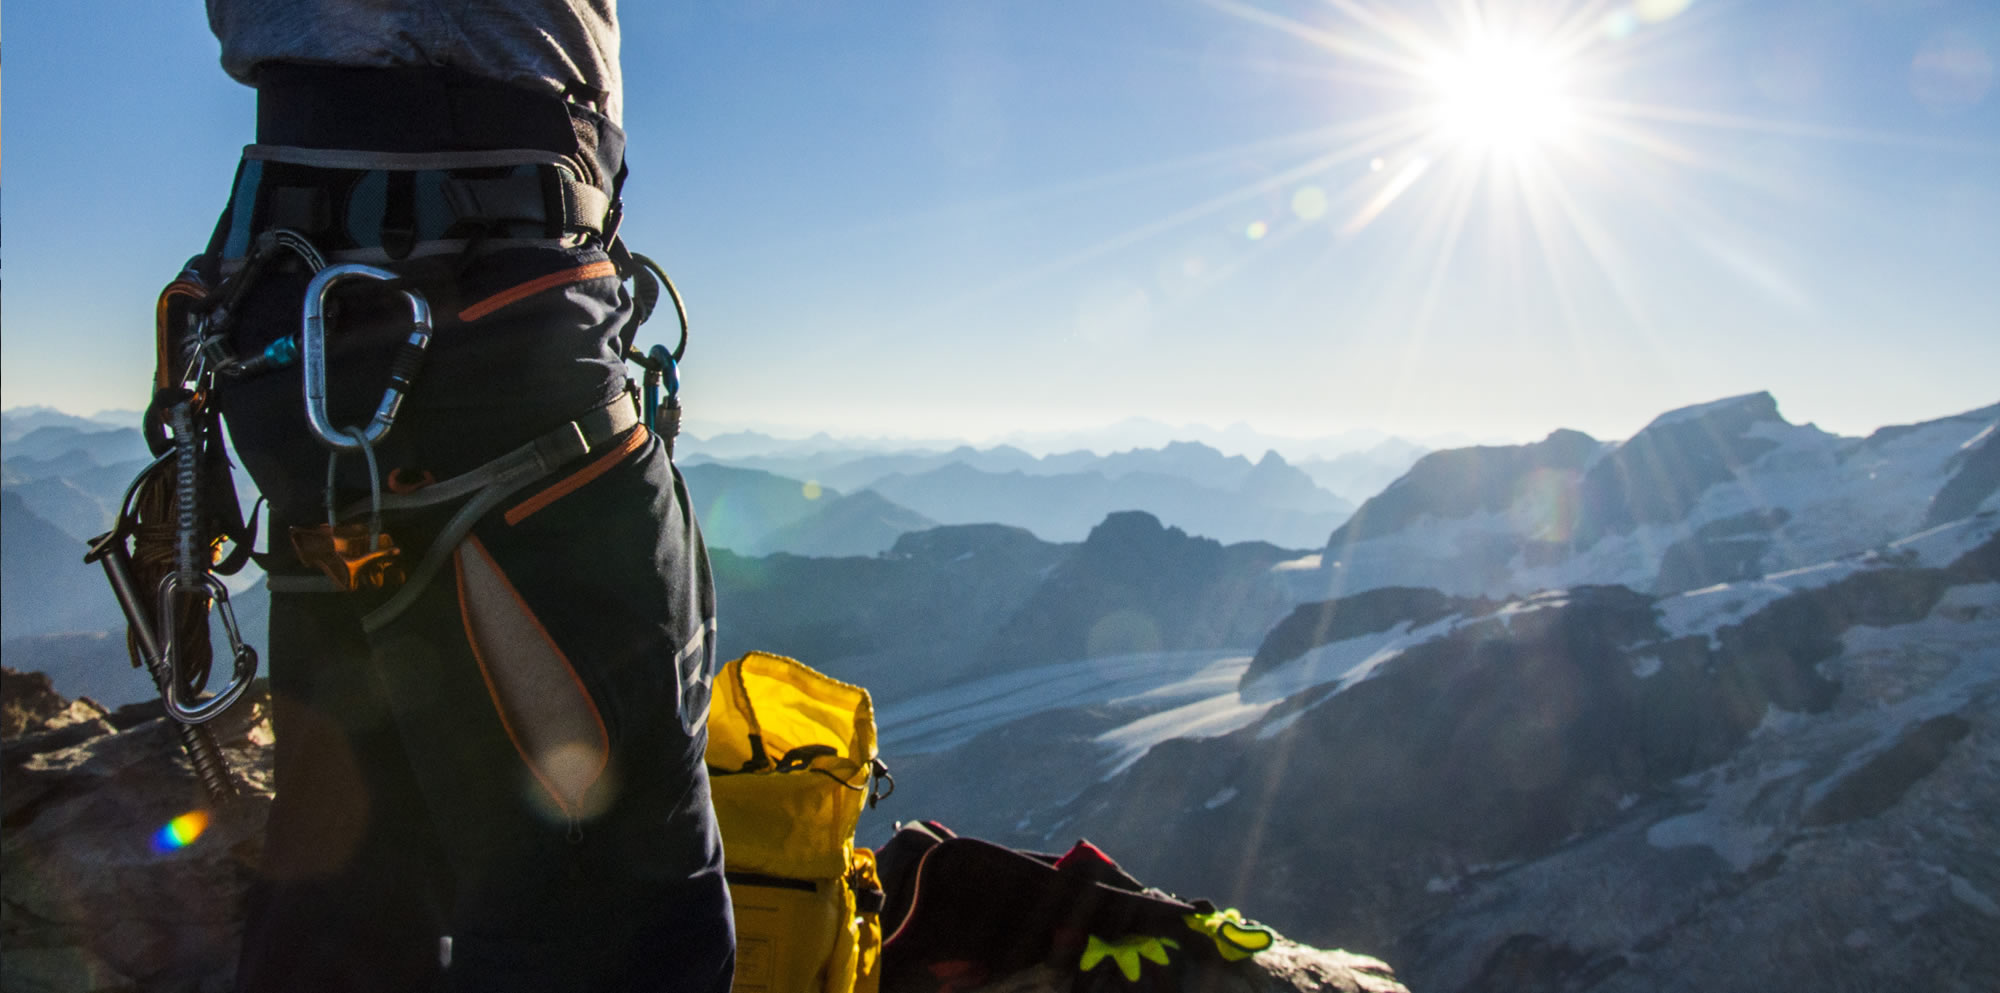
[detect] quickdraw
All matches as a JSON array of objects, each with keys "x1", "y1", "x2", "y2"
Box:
[{"x1": 618, "y1": 250, "x2": 690, "y2": 454}]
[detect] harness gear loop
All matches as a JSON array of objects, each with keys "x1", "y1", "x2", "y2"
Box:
[{"x1": 301, "y1": 262, "x2": 434, "y2": 453}]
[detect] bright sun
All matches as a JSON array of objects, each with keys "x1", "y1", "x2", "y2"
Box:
[{"x1": 1426, "y1": 39, "x2": 1578, "y2": 153}]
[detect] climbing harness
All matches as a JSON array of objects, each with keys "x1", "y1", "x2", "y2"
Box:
[
  {"x1": 276, "y1": 241, "x2": 690, "y2": 637},
  {"x1": 91, "y1": 170, "x2": 692, "y2": 801}
]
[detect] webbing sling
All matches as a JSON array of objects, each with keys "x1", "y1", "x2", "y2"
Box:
[{"x1": 265, "y1": 400, "x2": 641, "y2": 636}]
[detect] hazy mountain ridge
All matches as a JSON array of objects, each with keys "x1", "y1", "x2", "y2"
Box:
[
  {"x1": 711, "y1": 524, "x2": 1072, "y2": 702},
  {"x1": 0, "y1": 407, "x2": 142, "y2": 444},
  {"x1": 1307, "y1": 393, "x2": 2000, "y2": 601},
  {"x1": 681, "y1": 416, "x2": 1454, "y2": 466},
  {"x1": 867, "y1": 455, "x2": 1351, "y2": 548},
  {"x1": 1, "y1": 492, "x2": 114, "y2": 639},
  {"x1": 977, "y1": 511, "x2": 1299, "y2": 674},
  {"x1": 688, "y1": 438, "x2": 1366, "y2": 549},
  {"x1": 711, "y1": 511, "x2": 1303, "y2": 704}
]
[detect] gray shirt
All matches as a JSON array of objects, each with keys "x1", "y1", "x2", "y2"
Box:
[{"x1": 207, "y1": 1, "x2": 623, "y2": 124}]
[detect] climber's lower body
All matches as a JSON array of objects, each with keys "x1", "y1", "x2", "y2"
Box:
[{"x1": 201, "y1": 67, "x2": 734, "y2": 993}]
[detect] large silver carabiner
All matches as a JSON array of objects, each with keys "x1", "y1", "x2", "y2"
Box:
[
  {"x1": 155, "y1": 572, "x2": 259, "y2": 725},
  {"x1": 302, "y1": 263, "x2": 433, "y2": 453}
]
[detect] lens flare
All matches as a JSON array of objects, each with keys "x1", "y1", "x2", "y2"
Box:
[
  {"x1": 154, "y1": 810, "x2": 211, "y2": 852},
  {"x1": 1291, "y1": 186, "x2": 1330, "y2": 221},
  {"x1": 1245, "y1": 220, "x2": 1270, "y2": 240}
]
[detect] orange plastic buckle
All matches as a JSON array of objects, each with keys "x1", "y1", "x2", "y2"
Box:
[{"x1": 290, "y1": 523, "x2": 405, "y2": 592}]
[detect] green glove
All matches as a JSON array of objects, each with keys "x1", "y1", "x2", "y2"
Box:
[
  {"x1": 1183, "y1": 908, "x2": 1276, "y2": 961},
  {"x1": 1080, "y1": 934, "x2": 1182, "y2": 982}
]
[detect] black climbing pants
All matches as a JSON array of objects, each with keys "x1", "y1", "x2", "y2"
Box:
[{"x1": 211, "y1": 236, "x2": 734, "y2": 992}]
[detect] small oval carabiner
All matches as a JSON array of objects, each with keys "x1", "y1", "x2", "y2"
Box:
[
  {"x1": 302, "y1": 263, "x2": 433, "y2": 453},
  {"x1": 156, "y1": 572, "x2": 260, "y2": 725}
]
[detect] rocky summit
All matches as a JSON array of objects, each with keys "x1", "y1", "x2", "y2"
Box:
[{"x1": 0, "y1": 670, "x2": 1406, "y2": 993}]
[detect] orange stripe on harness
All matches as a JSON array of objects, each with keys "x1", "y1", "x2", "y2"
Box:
[
  {"x1": 503, "y1": 425, "x2": 648, "y2": 526},
  {"x1": 457, "y1": 260, "x2": 618, "y2": 323}
]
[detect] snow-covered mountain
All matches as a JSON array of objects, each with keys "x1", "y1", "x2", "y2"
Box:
[
  {"x1": 1301, "y1": 393, "x2": 2000, "y2": 601},
  {"x1": 868, "y1": 511, "x2": 2000, "y2": 993}
]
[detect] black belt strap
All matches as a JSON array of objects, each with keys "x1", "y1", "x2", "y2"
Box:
[{"x1": 253, "y1": 64, "x2": 623, "y2": 193}]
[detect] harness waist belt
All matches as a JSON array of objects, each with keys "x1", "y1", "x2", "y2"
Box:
[
  {"x1": 252, "y1": 63, "x2": 623, "y2": 191},
  {"x1": 214, "y1": 154, "x2": 614, "y2": 262}
]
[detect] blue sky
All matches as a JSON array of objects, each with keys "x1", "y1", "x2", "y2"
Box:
[{"x1": 4, "y1": 0, "x2": 1997, "y2": 445}]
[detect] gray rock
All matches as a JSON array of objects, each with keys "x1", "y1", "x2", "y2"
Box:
[
  {"x1": 3, "y1": 676, "x2": 272, "y2": 993},
  {"x1": 4, "y1": 675, "x2": 1402, "y2": 993}
]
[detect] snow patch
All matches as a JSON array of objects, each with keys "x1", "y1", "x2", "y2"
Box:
[
  {"x1": 1245, "y1": 614, "x2": 1462, "y2": 704},
  {"x1": 1653, "y1": 581, "x2": 1794, "y2": 645},
  {"x1": 1203, "y1": 787, "x2": 1239, "y2": 810},
  {"x1": 1950, "y1": 875, "x2": 2000, "y2": 918},
  {"x1": 1495, "y1": 595, "x2": 1568, "y2": 629},
  {"x1": 1646, "y1": 810, "x2": 1774, "y2": 872},
  {"x1": 878, "y1": 650, "x2": 1246, "y2": 755},
  {"x1": 1255, "y1": 709, "x2": 1305, "y2": 742},
  {"x1": 1752, "y1": 707, "x2": 1814, "y2": 740},
  {"x1": 1644, "y1": 394, "x2": 1773, "y2": 430},
  {"x1": 1630, "y1": 654, "x2": 1663, "y2": 679},
  {"x1": 1960, "y1": 421, "x2": 1996, "y2": 451},
  {"x1": 1094, "y1": 690, "x2": 1278, "y2": 779},
  {"x1": 1272, "y1": 554, "x2": 1322, "y2": 572},
  {"x1": 1934, "y1": 582, "x2": 2000, "y2": 620},
  {"x1": 1888, "y1": 514, "x2": 2000, "y2": 567}
]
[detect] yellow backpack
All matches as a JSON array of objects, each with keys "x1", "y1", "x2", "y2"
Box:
[{"x1": 706, "y1": 652, "x2": 889, "y2": 993}]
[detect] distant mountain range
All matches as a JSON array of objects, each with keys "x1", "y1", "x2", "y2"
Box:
[
  {"x1": 681, "y1": 414, "x2": 1479, "y2": 466},
  {"x1": 6, "y1": 393, "x2": 1998, "y2": 992},
  {"x1": 683, "y1": 428, "x2": 1432, "y2": 507},
  {"x1": 0, "y1": 406, "x2": 142, "y2": 443},
  {"x1": 685, "y1": 439, "x2": 1363, "y2": 549}
]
